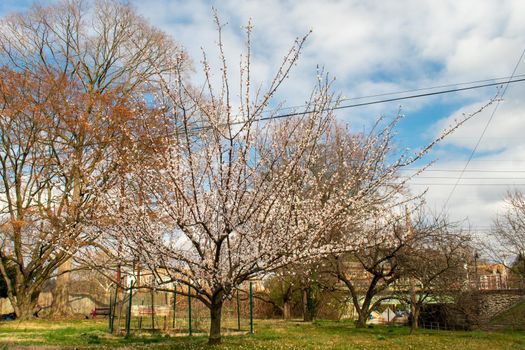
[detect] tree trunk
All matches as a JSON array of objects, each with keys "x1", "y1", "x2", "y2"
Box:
[
  {"x1": 51, "y1": 258, "x2": 73, "y2": 317},
  {"x1": 355, "y1": 297, "x2": 372, "y2": 328},
  {"x1": 13, "y1": 291, "x2": 37, "y2": 320},
  {"x1": 51, "y1": 147, "x2": 82, "y2": 318},
  {"x1": 342, "y1": 272, "x2": 381, "y2": 329},
  {"x1": 410, "y1": 304, "x2": 420, "y2": 334},
  {"x1": 283, "y1": 300, "x2": 291, "y2": 320},
  {"x1": 208, "y1": 292, "x2": 224, "y2": 345},
  {"x1": 355, "y1": 311, "x2": 368, "y2": 328},
  {"x1": 409, "y1": 278, "x2": 418, "y2": 334},
  {"x1": 281, "y1": 281, "x2": 292, "y2": 320},
  {"x1": 10, "y1": 266, "x2": 40, "y2": 320},
  {"x1": 302, "y1": 288, "x2": 315, "y2": 322}
]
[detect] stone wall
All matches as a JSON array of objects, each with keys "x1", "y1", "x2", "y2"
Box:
[
  {"x1": 419, "y1": 289, "x2": 525, "y2": 330},
  {"x1": 477, "y1": 290, "x2": 525, "y2": 322}
]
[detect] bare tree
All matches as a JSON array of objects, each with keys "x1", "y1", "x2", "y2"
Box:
[
  {"x1": 0, "y1": 68, "x2": 59, "y2": 319},
  {"x1": 0, "y1": 0, "x2": 182, "y2": 94},
  {"x1": 0, "y1": 65, "x2": 162, "y2": 319},
  {"x1": 329, "y1": 212, "x2": 417, "y2": 328},
  {"x1": 396, "y1": 221, "x2": 470, "y2": 332},
  {"x1": 489, "y1": 190, "x2": 525, "y2": 286},
  {"x1": 0, "y1": 0, "x2": 187, "y2": 316}
]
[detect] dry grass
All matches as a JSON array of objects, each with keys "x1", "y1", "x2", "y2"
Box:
[{"x1": 0, "y1": 318, "x2": 523, "y2": 349}]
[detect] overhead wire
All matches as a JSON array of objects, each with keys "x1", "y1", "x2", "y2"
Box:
[
  {"x1": 191, "y1": 76, "x2": 525, "y2": 130},
  {"x1": 440, "y1": 48, "x2": 525, "y2": 209},
  {"x1": 275, "y1": 74, "x2": 525, "y2": 112},
  {"x1": 174, "y1": 61, "x2": 525, "y2": 209},
  {"x1": 400, "y1": 169, "x2": 525, "y2": 173},
  {"x1": 410, "y1": 183, "x2": 525, "y2": 186},
  {"x1": 404, "y1": 176, "x2": 525, "y2": 180}
]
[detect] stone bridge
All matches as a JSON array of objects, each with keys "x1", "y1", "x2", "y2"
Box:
[
  {"x1": 418, "y1": 288, "x2": 525, "y2": 330},
  {"x1": 474, "y1": 289, "x2": 525, "y2": 322}
]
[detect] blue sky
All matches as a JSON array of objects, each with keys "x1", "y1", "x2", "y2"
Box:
[
  {"x1": 2, "y1": 0, "x2": 525, "y2": 231},
  {"x1": 0, "y1": 0, "x2": 32, "y2": 13}
]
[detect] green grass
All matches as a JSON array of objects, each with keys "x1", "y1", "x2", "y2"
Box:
[
  {"x1": 489, "y1": 299, "x2": 525, "y2": 330},
  {"x1": 0, "y1": 319, "x2": 524, "y2": 349}
]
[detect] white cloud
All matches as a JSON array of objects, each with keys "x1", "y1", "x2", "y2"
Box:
[
  {"x1": 434, "y1": 88, "x2": 525, "y2": 152},
  {"x1": 129, "y1": 0, "x2": 525, "y2": 229},
  {"x1": 132, "y1": 0, "x2": 525, "y2": 102},
  {"x1": 0, "y1": 0, "x2": 522, "y2": 251}
]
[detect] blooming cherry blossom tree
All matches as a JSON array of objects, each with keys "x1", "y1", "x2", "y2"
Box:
[{"x1": 102, "y1": 16, "x2": 498, "y2": 344}]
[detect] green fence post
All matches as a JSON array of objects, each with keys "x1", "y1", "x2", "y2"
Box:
[
  {"x1": 151, "y1": 289, "x2": 155, "y2": 330},
  {"x1": 111, "y1": 283, "x2": 118, "y2": 333},
  {"x1": 188, "y1": 285, "x2": 192, "y2": 336},
  {"x1": 172, "y1": 286, "x2": 177, "y2": 330},
  {"x1": 237, "y1": 289, "x2": 241, "y2": 331},
  {"x1": 108, "y1": 291, "x2": 113, "y2": 333},
  {"x1": 249, "y1": 282, "x2": 254, "y2": 334},
  {"x1": 126, "y1": 282, "x2": 133, "y2": 337}
]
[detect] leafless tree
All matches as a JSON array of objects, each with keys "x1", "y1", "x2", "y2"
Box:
[
  {"x1": 490, "y1": 190, "x2": 525, "y2": 284},
  {"x1": 0, "y1": 68, "x2": 61, "y2": 319},
  {"x1": 328, "y1": 212, "x2": 417, "y2": 328},
  {"x1": 396, "y1": 221, "x2": 470, "y2": 332},
  {"x1": 0, "y1": 0, "x2": 187, "y2": 316},
  {"x1": 0, "y1": 65, "x2": 160, "y2": 319}
]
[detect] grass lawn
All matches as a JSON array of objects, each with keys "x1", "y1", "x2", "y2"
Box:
[
  {"x1": 489, "y1": 300, "x2": 525, "y2": 330},
  {"x1": 0, "y1": 319, "x2": 524, "y2": 349}
]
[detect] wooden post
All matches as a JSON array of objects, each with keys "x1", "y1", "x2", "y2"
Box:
[{"x1": 111, "y1": 283, "x2": 118, "y2": 333}]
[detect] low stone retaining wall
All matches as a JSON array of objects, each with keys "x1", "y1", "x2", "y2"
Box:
[{"x1": 476, "y1": 289, "x2": 525, "y2": 322}]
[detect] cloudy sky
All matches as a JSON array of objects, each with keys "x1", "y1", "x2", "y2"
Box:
[{"x1": 2, "y1": 0, "x2": 525, "y2": 234}]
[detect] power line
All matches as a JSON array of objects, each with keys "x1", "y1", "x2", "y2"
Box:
[
  {"x1": 193, "y1": 76, "x2": 525, "y2": 130},
  {"x1": 400, "y1": 169, "x2": 525, "y2": 173},
  {"x1": 441, "y1": 48, "x2": 525, "y2": 209},
  {"x1": 405, "y1": 176, "x2": 525, "y2": 179},
  {"x1": 246, "y1": 78, "x2": 525, "y2": 123},
  {"x1": 276, "y1": 74, "x2": 525, "y2": 112},
  {"x1": 449, "y1": 159, "x2": 525, "y2": 162},
  {"x1": 409, "y1": 183, "x2": 525, "y2": 186}
]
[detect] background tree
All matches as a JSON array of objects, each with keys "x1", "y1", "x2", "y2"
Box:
[
  {"x1": 490, "y1": 190, "x2": 525, "y2": 285},
  {"x1": 293, "y1": 98, "x2": 497, "y2": 328},
  {"x1": 287, "y1": 116, "x2": 419, "y2": 328},
  {"x1": 0, "y1": 68, "x2": 64, "y2": 319},
  {"x1": 258, "y1": 269, "x2": 298, "y2": 320},
  {"x1": 395, "y1": 220, "x2": 470, "y2": 332},
  {"x1": 329, "y1": 213, "x2": 416, "y2": 328},
  {"x1": 0, "y1": 66, "x2": 156, "y2": 319},
  {"x1": 0, "y1": 0, "x2": 187, "y2": 316}
]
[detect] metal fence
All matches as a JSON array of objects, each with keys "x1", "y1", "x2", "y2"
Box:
[{"x1": 108, "y1": 283, "x2": 255, "y2": 336}]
